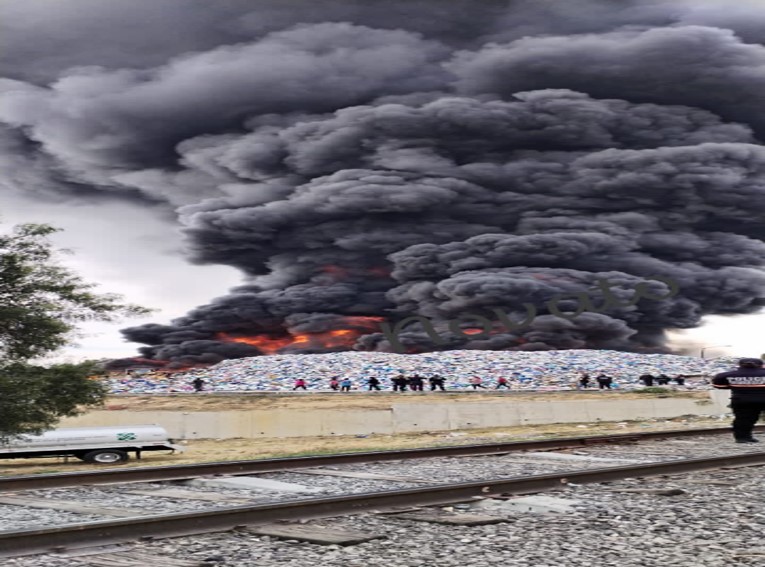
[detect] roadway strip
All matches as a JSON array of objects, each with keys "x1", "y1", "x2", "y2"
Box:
[{"x1": 1, "y1": 449, "x2": 764, "y2": 558}]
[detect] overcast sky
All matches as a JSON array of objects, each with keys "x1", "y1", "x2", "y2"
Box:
[{"x1": 1, "y1": 195, "x2": 242, "y2": 362}]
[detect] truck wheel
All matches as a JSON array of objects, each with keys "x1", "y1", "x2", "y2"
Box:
[{"x1": 83, "y1": 449, "x2": 129, "y2": 464}]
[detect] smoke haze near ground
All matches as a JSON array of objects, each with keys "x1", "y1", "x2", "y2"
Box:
[{"x1": 1, "y1": 0, "x2": 764, "y2": 366}]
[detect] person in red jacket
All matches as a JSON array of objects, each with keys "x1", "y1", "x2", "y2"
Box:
[{"x1": 712, "y1": 358, "x2": 765, "y2": 443}]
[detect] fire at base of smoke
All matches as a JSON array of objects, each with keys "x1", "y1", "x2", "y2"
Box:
[{"x1": 379, "y1": 276, "x2": 680, "y2": 354}]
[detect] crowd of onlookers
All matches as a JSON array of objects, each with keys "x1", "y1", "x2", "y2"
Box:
[
  {"x1": 575, "y1": 372, "x2": 689, "y2": 390},
  {"x1": 103, "y1": 349, "x2": 727, "y2": 394},
  {"x1": 185, "y1": 371, "x2": 698, "y2": 392}
]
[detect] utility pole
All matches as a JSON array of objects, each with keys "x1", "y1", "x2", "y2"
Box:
[{"x1": 700, "y1": 345, "x2": 732, "y2": 359}]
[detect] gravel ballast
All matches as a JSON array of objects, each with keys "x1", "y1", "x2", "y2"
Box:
[
  {"x1": 7, "y1": 464, "x2": 765, "y2": 567},
  {"x1": 3, "y1": 434, "x2": 764, "y2": 566}
]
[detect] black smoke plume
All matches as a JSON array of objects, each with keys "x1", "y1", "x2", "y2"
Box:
[{"x1": 1, "y1": 0, "x2": 764, "y2": 367}]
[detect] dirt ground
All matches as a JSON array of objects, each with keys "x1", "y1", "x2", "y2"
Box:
[
  {"x1": 104, "y1": 389, "x2": 705, "y2": 412},
  {"x1": 0, "y1": 414, "x2": 724, "y2": 476}
]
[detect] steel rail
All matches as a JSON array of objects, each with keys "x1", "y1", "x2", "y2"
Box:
[
  {"x1": 2, "y1": 449, "x2": 765, "y2": 558},
  {"x1": 0, "y1": 426, "x2": 753, "y2": 492}
]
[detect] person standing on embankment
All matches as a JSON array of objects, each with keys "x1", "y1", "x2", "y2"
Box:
[{"x1": 712, "y1": 358, "x2": 765, "y2": 443}]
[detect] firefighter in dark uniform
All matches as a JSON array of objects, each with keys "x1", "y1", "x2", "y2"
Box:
[{"x1": 712, "y1": 358, "x2": 765, "y2": 443}]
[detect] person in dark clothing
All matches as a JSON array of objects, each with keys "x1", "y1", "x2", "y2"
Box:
[
  {"x1": 596, "y1": 374, "x2": 612, "y2": 390},
  {"x1": 712, "y1": 358, "x2": 765, "y2": 443},
  {"x1": 639, "y1": 374, "x2": 655, "y2": 387},
  {"x1": 367, "y1": 376, "x2": 382, "y2": 391},
  {"x1": 409, "y1": 374, "x2": 425, "y2": 392},
  {"x1": 656, "y1": 373, "x2": 671, "y2": 386},
  {"x1": 392, "y1": 375, "x2": 408, "y2": 392},
  {"x1": 191, "y1": 377, "x2": 205, "y2": 392},
  {"x1": 674, "y1": 375, "x2": 686, "y2": 386},
  {"x1": 496, "y1": 376, "x2": 510, "y2": 389},
  {"x1": 578, "y1": 373, "x2": 591, "y2": 389},
  {"x1": 429, "y1": 375, "x2": 446, "y2": 391}
]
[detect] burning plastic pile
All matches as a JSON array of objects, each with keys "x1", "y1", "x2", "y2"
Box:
[{"x1": 103, "y1": 349, "x2": 737, "y2": 394}]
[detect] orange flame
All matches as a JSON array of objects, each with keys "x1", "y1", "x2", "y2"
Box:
[
  {"x1": 217, "y1": 333, "x2": 310, "y2": 354},
  {"x1": 216, "y1": 316, "x2": 383, "y2": 354}
]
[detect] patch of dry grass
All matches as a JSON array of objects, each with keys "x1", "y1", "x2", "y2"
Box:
[
  {"x1": 0, "y1": 415, "x2": 724, "y2": 476},
  {"x1": 104, "y1": 389, "x2": 705, "y2": 412}
]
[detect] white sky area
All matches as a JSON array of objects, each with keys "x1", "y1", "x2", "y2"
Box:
[
  {"x1": 1, "y1": 196, "x2": 242, "y2": 363},
  {"x1": 2, "y1": 195, "x2": 763, "y2": 363}
]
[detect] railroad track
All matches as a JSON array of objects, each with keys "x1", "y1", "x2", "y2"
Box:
[
  {"x1": 0, "y1": 425, "x2": 757, "y2": 491},
  {"x1": 2, "y1": 427, "x2": 764, "y2": 564},
  {"x1": 5, "y1": 450, "x2": 765, "y2": 561}
]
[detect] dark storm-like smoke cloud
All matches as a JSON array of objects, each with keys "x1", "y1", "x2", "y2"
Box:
[{"x1": 1, "y1": 0, "x2": 764, "y2": 366}]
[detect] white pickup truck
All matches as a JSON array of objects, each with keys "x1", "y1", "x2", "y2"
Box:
[{"x1": 0, "y1": 425, "x2": 185, "y2": 464}]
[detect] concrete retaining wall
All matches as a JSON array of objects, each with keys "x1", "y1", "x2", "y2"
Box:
[{"x1": 59, "y1": 393, "x2": 728, "y2": 439}]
